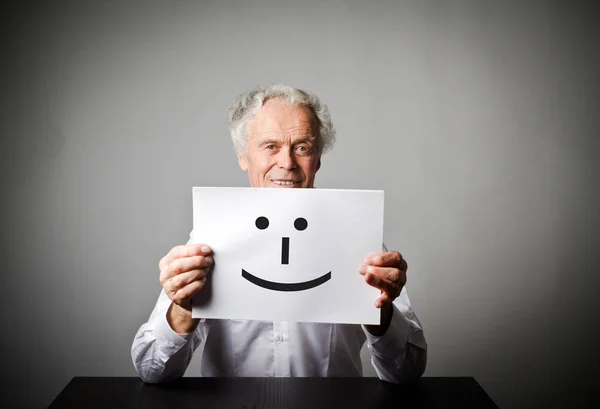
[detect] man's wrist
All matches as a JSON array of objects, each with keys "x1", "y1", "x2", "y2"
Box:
[
  {"x1": 167, "y1": 302, "x2": 200, "y2": 334},
  {"x1": 364, "y1": 303, "x2": 393, "y2": 336}
]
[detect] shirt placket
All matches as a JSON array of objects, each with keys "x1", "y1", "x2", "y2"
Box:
[{"x1": 272, "y1": 321, "x2": 290, "y2": 377}]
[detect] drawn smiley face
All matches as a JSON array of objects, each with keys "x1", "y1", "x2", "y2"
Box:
[{"x1": 241, "y1": 216, "x2": 332, "y2": 291}]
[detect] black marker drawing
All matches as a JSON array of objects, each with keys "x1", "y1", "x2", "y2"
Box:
[
  {"x1": 281, "y1": 237, "x2": 290, "y2": 264},
  {"x1": 242, "y1": 269, "x2": 331, "y2": 292},
  {"x1": 255, "y1": 216, "x2": 269, "y2": 230},
  {"x1": 242, "y1": 216, "x2": 331, "y2": 291},
  {"x1": 294, "y1": 217, "x2": 308, "y2": 231}
]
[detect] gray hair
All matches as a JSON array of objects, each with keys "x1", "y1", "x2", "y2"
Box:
[{"x1": 227, "y1": 84, "x2": 336, "y2": 155}]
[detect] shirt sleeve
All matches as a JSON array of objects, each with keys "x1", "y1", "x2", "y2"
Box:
[
  {"x1": 362, "y1": 286, "x2": 428, "y2": 384},
  {"x1": 131, "y1": 288, "x2": 208, "y2": 383}
]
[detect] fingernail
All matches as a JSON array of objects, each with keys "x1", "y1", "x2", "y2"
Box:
[
  {"x1": 205, "y1": 256, "x2": 213, "y2": 266},
  {"x1": 200, "y1": 277, "x2": 207, "y2": 283},
  {"x1": 201, "y1": 245, "x2": 210, "y2": 254},
  {"x1": 358, "y1": 265, "x2": 368, "y2": 275}
]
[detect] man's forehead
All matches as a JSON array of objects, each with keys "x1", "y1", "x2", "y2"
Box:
[{"x1": 250, "y1": 99, "x2": 318, "y2": 133}]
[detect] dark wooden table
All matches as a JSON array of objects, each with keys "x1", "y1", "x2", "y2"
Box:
[{"x1": 48, "y1": 377, "x2": 498, "y2": 408}]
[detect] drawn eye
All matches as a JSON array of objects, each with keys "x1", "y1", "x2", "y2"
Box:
[
  {"x1": 255, "y1": 216, "x2": 269, "y2": 230},
  {"x1": 294, "y1": 217, "x2": 308, "y2": 231}
]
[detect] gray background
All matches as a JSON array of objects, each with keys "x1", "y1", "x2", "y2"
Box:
[{"x1": 1, "y1": 1, "x2": 598, "y2": 408}]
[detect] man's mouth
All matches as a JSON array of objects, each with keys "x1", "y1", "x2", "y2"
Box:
[{"x1": 270, "y1": 179, "x2": 301, "y2": 186}]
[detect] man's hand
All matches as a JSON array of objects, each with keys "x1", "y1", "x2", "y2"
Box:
[
  {"x1": 159, "y1": 244, "x2": 213, "y2": 333},
  {"x1": 359, "y1": 251, "x2": 408, "y2": 335},
  {"x1": 360, "y1": 251, "x2": 407, "y2": 308}
]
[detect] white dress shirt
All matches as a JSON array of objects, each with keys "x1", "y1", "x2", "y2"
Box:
[{"x1": 131, "y1": 240, "x2": 427, "y2": 384}]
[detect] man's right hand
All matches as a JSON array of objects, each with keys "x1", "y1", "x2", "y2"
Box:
[{"x1": 159, "y1": 244, "x2": 213, "y2": 333}]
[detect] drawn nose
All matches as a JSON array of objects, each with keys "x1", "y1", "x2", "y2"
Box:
[{"x1": 281, "y1": 237, "x2": 289, "y2": 265}]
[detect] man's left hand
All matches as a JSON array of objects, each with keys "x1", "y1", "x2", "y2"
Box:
[{"x1": 359, "y1": 251, "x2": 407, "y2": 308}]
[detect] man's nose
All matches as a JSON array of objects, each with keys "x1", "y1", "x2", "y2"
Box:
[{"x1": 276, "y1": 148, "x2": 297, "y2": 169}]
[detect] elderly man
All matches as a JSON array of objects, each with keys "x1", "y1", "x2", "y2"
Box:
[{"x1": 131, "y1": 84, "x2": 427, "y2": 383}]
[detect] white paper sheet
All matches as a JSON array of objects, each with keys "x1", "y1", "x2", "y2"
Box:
[{"x1": 191, "y1": 187, "x2": 384, "y2": 325}]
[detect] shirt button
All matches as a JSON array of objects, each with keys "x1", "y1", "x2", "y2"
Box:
[{"x1": 167, "y1": 340, "x2": 175, "y2": 347}]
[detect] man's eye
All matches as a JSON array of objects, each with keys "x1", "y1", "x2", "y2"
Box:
[{"x1": 266, "y1": 145, "x2": 276, "y2": 150}]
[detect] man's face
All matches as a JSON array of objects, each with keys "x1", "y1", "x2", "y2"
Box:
[{"x1": 238, "y1": 98, "x2": 321, "y2": 188}]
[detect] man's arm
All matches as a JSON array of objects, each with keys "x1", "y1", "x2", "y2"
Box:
[
  {"x1": 362, "y1": 288, "x2": 427, "y2": 383},
  {"x1": 131, "y1": 242, "x2": 213, "y2": 383},
  {"x1": 359, "y1": 250, "x2": 427, "y2": 383},
  {"x1": 131, "y1": 290, "x2": 208, "y2": 383}
]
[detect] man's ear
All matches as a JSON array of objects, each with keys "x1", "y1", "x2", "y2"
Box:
[{"x1": 238, "y1": 152, "x2": 248, "y2": 172}]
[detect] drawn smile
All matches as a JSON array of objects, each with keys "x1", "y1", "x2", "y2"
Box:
[
  {"x1": 244, "y1": 216, "x2": 331, "y2": 291},
  {"x1": 242, "y1": 270, "x2": 331, "y2": 292}
]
